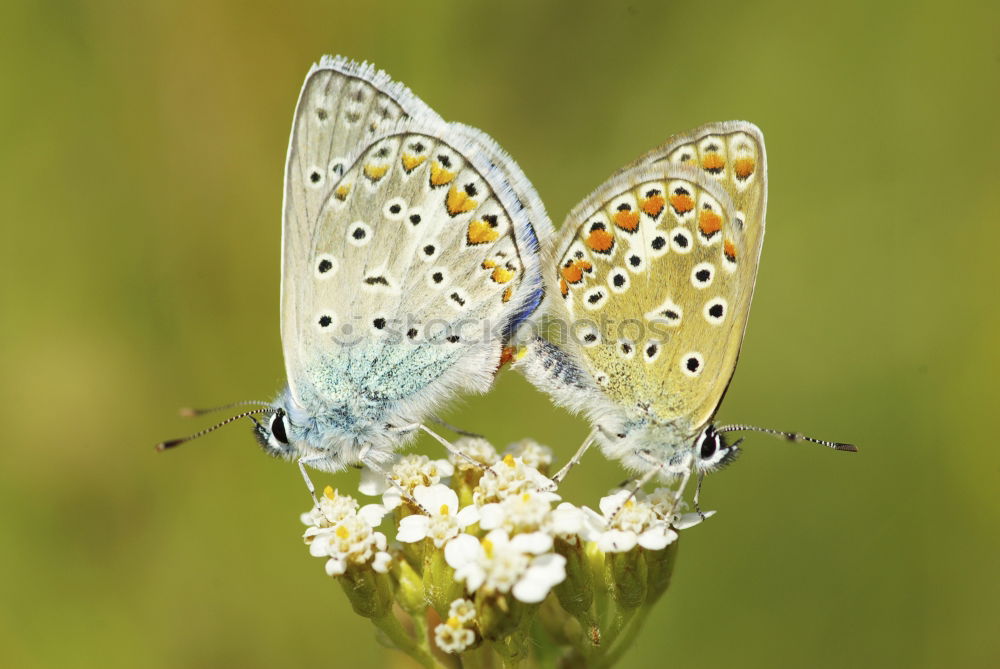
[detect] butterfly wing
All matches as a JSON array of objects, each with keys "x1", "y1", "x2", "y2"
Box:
[
  {"x1": 624, "y1": 120, "x2": 767, "y2": 292},
  {"x1": 281, "y1": 57, "x2": 551, "y2": 421},
  {"x1": 527, "y1": 122, "x2": 766, "y2": 436}
]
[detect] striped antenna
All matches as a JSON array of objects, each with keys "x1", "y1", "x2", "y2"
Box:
[
  {"x1": 178, "y1": 400, "x2": 273, "y2": 417},
  {"x1": 714, "y1": 424, "x2": 858, "y2": 452},
  {"x1": 156, "y1": 408, "x2": 279, "y2": 451}
]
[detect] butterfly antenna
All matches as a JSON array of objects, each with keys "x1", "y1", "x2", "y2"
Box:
[
  {"x1": 157, "y1": 408, "x2": 279, "y2": 451},
  {"x1": 714, "y1": 424, "x2": 857, "y2": 452},
  {"x1": 178, "y1": 400, "x2": 273, "y2": 417}
]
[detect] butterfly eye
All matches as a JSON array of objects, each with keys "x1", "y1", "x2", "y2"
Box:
[
  {"x1": 700, "y1": 435, "x2": 717, "y2": 459},
  {"x1": 696, "y1": 428, "x2": 740, "y2": 473},
  {"x1": 270, "y1": 411, "x2": 289, "y2": 445}
]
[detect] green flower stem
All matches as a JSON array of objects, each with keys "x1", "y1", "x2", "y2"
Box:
[
  {"x1": 455, "y1": 645, "x2": 492, "y2": 669},
  {"x1": 425, "y1": 542, "x2": 463, "y2": 615},
  {"x1": 594, "y1": 605, "x2": 650, "y2": 669},
  {"x1": 371, "y1": 610, "x2": 443, "y2": 669},
  {"x1": 395, "y1": 557, "x2": 427, "y2": 615},
  {"x1": 644, "y1": 543, "x2": 678, "y2": 604}
]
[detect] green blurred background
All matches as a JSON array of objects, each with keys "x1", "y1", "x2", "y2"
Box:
[{"x1": 2, "y1": 0, "x2": 998, "y2": 666}]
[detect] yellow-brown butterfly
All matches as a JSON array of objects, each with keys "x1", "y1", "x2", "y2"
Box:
[{"x1": 514, "y1": 121, "x2": 855, "y2": 514}]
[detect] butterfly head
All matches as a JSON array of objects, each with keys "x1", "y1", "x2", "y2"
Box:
[
  {"x1": 693, "y1": 424, "x2": 741, "y2": 475},
  {"x1": 252, "y1": 408, "x2": 297, "y2": 460},
  {"x1": 603, "y1": 418, "x2": 737, "y2": 478}
]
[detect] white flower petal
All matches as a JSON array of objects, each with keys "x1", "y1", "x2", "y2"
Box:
[
  {"x1": 456, "y1": 505, "x2": 480, "y2": 527},
  {"x1": 358, "y1": 503, "x2": 387, "y2": 527},
  {"x1": 325, "y1": 556, "x2": 347, "y2": 576},
  {"x1": 597, "y1": 529, "x2": 637, "y2": 553},
  {"x1": 381, "y1": 487, "x2": 402, "y2": 510},
  {"x1": 414, "y1": 484, "x2": 458, "y2": 515},
  {"x1": 433, "y1": 458, "x2": 455, "y2": 478},
  {"x1": 579, "y1": 507, "x2": 608, "y2": 541},
  {"x1": 599, "y1": 490, "x2": 632, "y2": 517},
  {"x1": 309, "y1": 535, "x2": 331, "y2": 557},
  {"x1": 637, "y1": 527, "x2": 677, "y2": 550},
  {"x1": 674, "y1": 510, "x2": 715, "y2": 529},
  {"x1": 511, "y1": 531, "x2": 553, "y2": 555},
  {"x1": 552, "y1": 502, "x2": 585, "y2": 535},
  {"x1": 512, "y1": 554, "x2": 566, "y2": 603},
  {"x1": 396, "y1": 515, "x2": 431, "y2": 543},
  {"x1": 538, "y1": 490, "x2": 562, "y2": 504},
  {"x1": 478, "y1": 503, "x2": 504, "y2": 530},
  {"x1": 372, "y1": 551, "x2": 392, "y2": 573},
  {"x1": 358, "y1": 466, "x2": 390, "y2": 496},
  {"x1": 373, "y1": 531, "x2": 387, "y2": 551},
  {"x1": 483, "y1": 528, "x2": 511, "y2": 547},
  {"x1": 456, "y1": 563, "x2": 486, "y2": 593},
  {"x1": 527, "y1": 468, "x2": 557, "y2": 491},
  {"x1": 444, "y1": 534, "x2": 484, "y2": 569}
]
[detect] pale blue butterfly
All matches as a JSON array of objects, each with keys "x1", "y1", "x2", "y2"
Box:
[
  {"x1": 160, "y1": 56, "x2": 553, "y2": 494},
  {"x1": 513, "y1": 122, "x2": 855, "y2": 514}
]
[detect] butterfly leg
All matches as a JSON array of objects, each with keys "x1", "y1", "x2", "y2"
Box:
[
  {"x1": 297, "y1": 455, "x2": 326, "y2": 503},
  {"x1": 429, "y1": 415, "x2": 484, "y2": 439},
  {"x1": 693, "y1": 472, "x2": 707, "y2": 520},
  {"x1": 413, "y1": 423, "x2": 489, "y2": 471},
  {"x1": 551, "y1": 428, "x2": 598, "y2": 485},
  {"x1": 666, "y1": 463, "x2": 695, "y2": 522}
]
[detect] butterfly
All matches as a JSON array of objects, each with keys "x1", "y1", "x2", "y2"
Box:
[
  {"x1": 159, "y1": 56, "x2": 553, "y2": 493},
  {"x1": 513, "y1": 121, "x2": 855, "y2": 506}
]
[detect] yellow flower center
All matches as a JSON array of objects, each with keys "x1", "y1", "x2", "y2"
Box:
[
  {"x1": 323, "y1": 486, "x2": 336, "y2": 500},
  {"x1": 439, "y1": 504, "x2": 450, "y2": 516},
  {"x1": 335, "y1": 525, "x2": 350, "y2": 539},
  {"x1": 503, "y1": 454, "x2": 516, "y2": 468}
]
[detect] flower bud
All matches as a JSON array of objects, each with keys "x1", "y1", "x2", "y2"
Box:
[
  {"x1": 338, "y1": 564, "x2": 394, "y2": 619},
  {"x1": 605, "y1": 549, "x2": 648, "y2": 610}
]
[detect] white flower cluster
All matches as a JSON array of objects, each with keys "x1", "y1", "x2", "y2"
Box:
[
  {"x1": 580, "y1": 488, "x2": 714, "y2": 553},
  {"x1": 300, "y1": 439, "x2": 715, "y2": 658},
  {"x1": 433, "y1": 598, "x2": 478, "y2": 654},
  {"x1": 302, "y1": 486, "x2": 391, "y2": 576}
]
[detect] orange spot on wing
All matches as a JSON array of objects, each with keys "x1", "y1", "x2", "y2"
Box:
[
  {"x1": 481, "y1": 259, "x2": 497, "y2": 269},
  {"x1": 613, "y1": 209, "x2": 640, "y2": 231},
  {"x1": 699, "y1": 209, "x2": 723, "y2": 236},
  {"x1": 401, "y1": 153, "x2": 426, "y2": 172},
  {"x1": 446, "y1": 186, "x2": 477, "y2": 216},
  {"x1": 734, "y1": 157, "x2": 755, "y2": 180},
  {"x1": 467, "y1": 219, "x2": 499, "y2": 245},
  {"x1": 498, "y1": 346, "x2": 516, "y2": 369},
  {"x1": 669, "y1": 193, "x2": 694, "y2": 214},
  {"x1": 586, "y1": 228, "x2": 614, "y2": 253},
  {"x1": 640, "y1": 195, "x2": 665, "y2": 218},
  {"x1": 560, "y1": 259, "x2": 592, "y2": 284},
  {"x1": 363, "y1": 164, "x2": 389, "y2": 182},
  {"x1": 560, "y1": 278, "x2": 569, "y2": 297},
  {"x1": 724, "y1": 239, "x2": 737, "y2": 261},
  {"x1": 502, "y1": 286, "x2": 513, "y2": 303},
  {"x1": 430, "y1": 161, "x2": 456, "y2": 187},
  {"x1": 334, "y1": 184, "x2": 351, "y2": 201},
  {"x1": 491, "y1": 266, "x2": 515, "y2": 284},
  {"x1": 702, "y1": 153, "x2": 725, "y2": 172}
]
